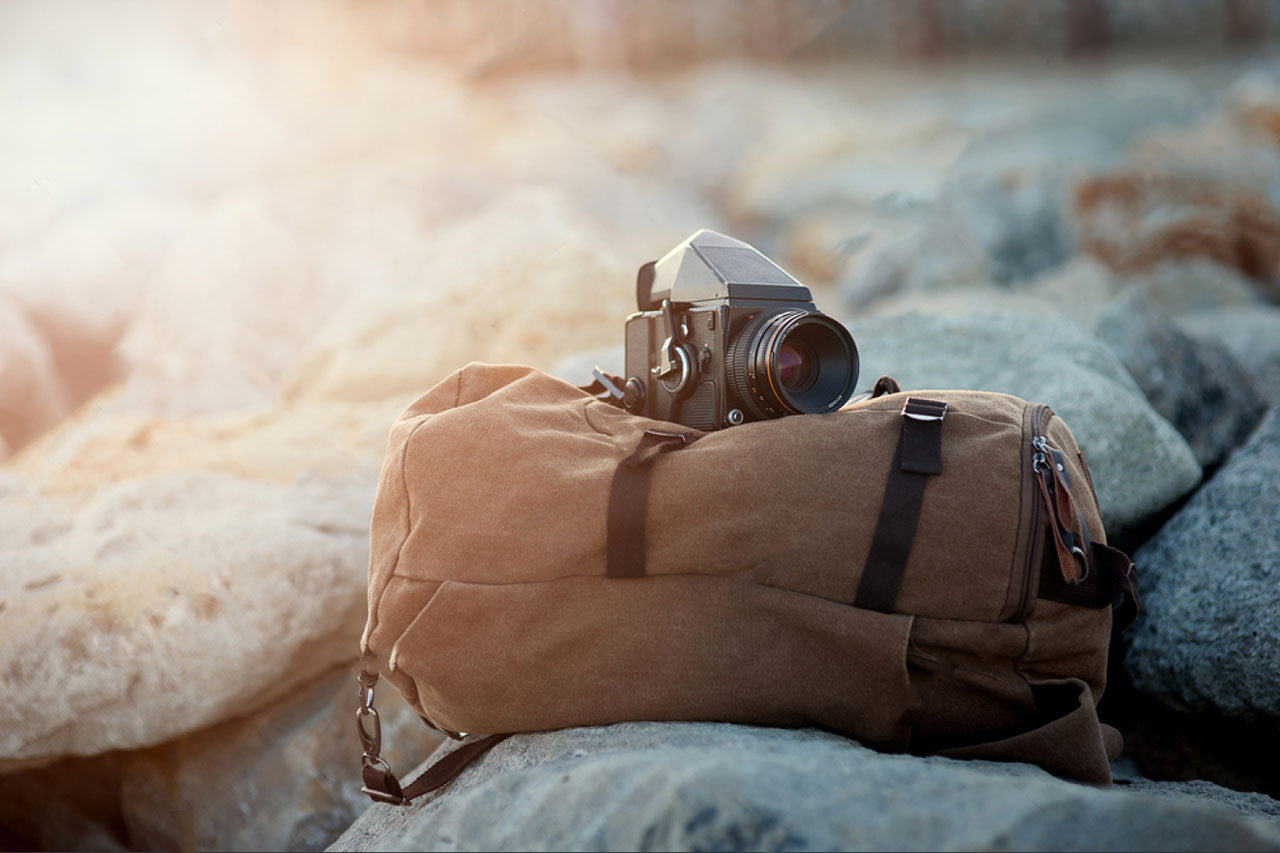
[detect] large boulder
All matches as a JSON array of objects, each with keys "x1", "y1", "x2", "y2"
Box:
[
  {"x1": 0, "y1": 400, "x2": 389, "y2": 771},
  {"x1": 0, "y1": 295, "x2": 68, "y2": 460},
  {"x1": 329, "y1": 722, "x2": 1280, "y2": 852},
  {"x1": 847, "y1": 307, "x2": 1202, "y2": 541},
  {"x1": 1126, "y1": 406, "x2": 1280, "y2": 715},
  {"x1": 1026, "y1": 257, "x2": 1268, "y2": 333},
  {"x1": 1094, "y1": 288, "x2": 1267, "y2": 468},
  {"x1": 0, "y1": 666, "x2": 443, "y2": 852},
  {"x1": 1072, "y1": 173, "x2": 1280, "y2": 298},
  {"x1": 1177, "y1": 305, "x2": 1280, "y2": 406},
  {"x1": 118, "y1": 667, "x2": 443, "y2": 853},
  {"x1": 283, "y1": 186, "x2": 718, "y2": 406}
]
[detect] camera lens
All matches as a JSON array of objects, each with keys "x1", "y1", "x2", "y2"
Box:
[
  {"x1": 728, "y1": 310, "x2": 858, "y2": 420},
  {"x1": 776, "y1": 342, "x2": 815, "y2": 392}
]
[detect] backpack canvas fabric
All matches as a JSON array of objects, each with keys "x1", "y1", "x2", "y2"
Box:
[{"x1": 361, "y1": 363, "x2": 1134, "y2": 785}]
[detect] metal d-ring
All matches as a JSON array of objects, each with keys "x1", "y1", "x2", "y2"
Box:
[{"x1": 1070, "y1": 546, "x2": 1090, "y2": 584}]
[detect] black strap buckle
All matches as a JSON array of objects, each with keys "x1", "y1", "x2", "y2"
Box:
[
  {"x1": 899, "y1": 398, "x2": 947, "y2": 476},
  {"x1": 901, "y1": 397, "x2": 948, "y2": 422}
]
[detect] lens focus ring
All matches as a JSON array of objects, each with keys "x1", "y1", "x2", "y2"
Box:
[{"x1": 728, "y1": 310, "x2": 858, "y2": 421}]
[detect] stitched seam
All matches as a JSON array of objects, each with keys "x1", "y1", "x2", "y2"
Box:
[
  {"x1": 388, "y1": 418, "x2": 439, "y2": 580},
  {"x1": 368, "y1": 371, "x2": 460, "y2": 648},
  {"x1": 853, "y1": 407, "x2": 1023, "y2": 431}
]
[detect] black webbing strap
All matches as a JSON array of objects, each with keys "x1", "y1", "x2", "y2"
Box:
[
  {"x1": 853, "y1": 397, "x2": 947, "y2": 612},
  {"x1": 607, "y1": 428, "x2": 698, "y2": 578}
]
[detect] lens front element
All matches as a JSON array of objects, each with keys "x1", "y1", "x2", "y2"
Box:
[
  {"x1": 776, "y1": 341, "x2": 815, "y2": 392},
  {"x1": 728, "y1": 310, "x2": 859, "y2": 420}
]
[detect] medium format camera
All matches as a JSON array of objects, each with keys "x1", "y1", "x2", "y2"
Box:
[{"x1": 617, "y1": 230, "x2": 858, "y2": 431}]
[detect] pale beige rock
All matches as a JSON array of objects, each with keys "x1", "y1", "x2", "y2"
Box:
[
  {"x1": 0, "y1": 294, "x2": 68, "y2": 460},
  {"x1": 0, "y1": 199, "x2": 187, "y2": 412},
  {"x1": 0, "y1": 665, "x2": 443, "y2": 851},
  {"x1": 0, "y1": 404, "x2": 384, "y2": 769},
  {"x1": 284, "y1": 186, "x2": 712, "y2": 405},
  {"x1": 119, "y1": 666, "x2": 444, "y2": 853}
]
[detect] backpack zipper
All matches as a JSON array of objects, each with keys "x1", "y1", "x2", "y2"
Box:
[
  {"x1": 1010, "y1": 404, "x2": 1051, "y2": 623},
  {"x1": 1031, "y1": 413, "x2": 1091, "y2": 590}
]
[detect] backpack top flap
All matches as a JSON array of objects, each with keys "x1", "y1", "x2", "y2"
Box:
[{"x1": 362, "y1": 363, "x2": 695, "y2": 658}]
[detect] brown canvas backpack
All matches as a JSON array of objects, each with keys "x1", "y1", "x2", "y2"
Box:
[{"x1": 355, "y1": 362, "x2": 1138, "y2": 804}]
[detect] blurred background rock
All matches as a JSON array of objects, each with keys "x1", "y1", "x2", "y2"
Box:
[{"x1": 2, "y1": 1, "x2": 1279, "y2": 851}]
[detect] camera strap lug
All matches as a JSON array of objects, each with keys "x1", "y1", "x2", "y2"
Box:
[
  {"x1": 578, "y1": 369, "x2": 629, "y2": 409},
  {"x1": 590, "y1": 369, "x2": 625, "y2": 401},
  {"x1": 652, "y1": 299, "x2": 695, "y2": 395}
]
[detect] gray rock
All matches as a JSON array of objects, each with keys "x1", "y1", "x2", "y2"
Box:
[
  {"x1": 1178, "y1": 305, "x2": 1280, "y2": 406},
  {"x1": 118, "y1": 666, "x2": 444, "y2": 852},
  {"x1": 329, "y1": 722, "x2": 1280, "y2": 852},
  {"x1": 1027, "y1": 257, "x2": 1269, "y2": 334},
  {"x1": 1095, "y1": 288, "x2": 1267, "y2": 468},
  {"x1": 1123, "y1": 260, "x2": 1267, "y2": 318},
  {"x1": 838, "y1": 217, "x2": 994, "y2": 311},
  {"x1": 0, "y1": 666, "x2": 444, "y2": 852},
  {"x1": 848, "y1": 308, "x2": 1202, "y2": 540},
  {"x1": 1126, "y1": 406, "x2": 1280, "y2": 715},
  {"x1": 940, "y1": 173, "x2": 1074, "y2": 284}
]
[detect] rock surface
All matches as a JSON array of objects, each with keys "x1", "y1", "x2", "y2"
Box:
[
  {"x1": 329, "y1": 723, "x2": 1280, "y2": 852},
  {"x1": 119, "y1": 666, "x2": 444, "y2": 853},
  {"x1": 5, "y1": 5, "x2": 1280, "y2": 847},
  {"x1": 0, "y1": 295, "x2": 69, "y2": 460},
  {"x1": 0, "y1": 666, "x2": 444, "y2": 852},
  {"x1": 847, "y1": 307, "x2": 1202, "y2": 540},
  {"x1": 0, "y1": 442, "x2": 378, "y2": 769},
  {"x1": 1178, "y1": 305, "x2": 1280, "y2": 406},
  {"x1": 1126, "y1": 406, "x2": 1280, "y2": 716},
  {"x1": 1095, "y1": 287, "x2": 1267, "y2": 468}
]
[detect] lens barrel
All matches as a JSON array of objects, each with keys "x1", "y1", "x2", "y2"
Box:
[{"x1": 728, "y1": 310, "x2": 858, "y2": 421}]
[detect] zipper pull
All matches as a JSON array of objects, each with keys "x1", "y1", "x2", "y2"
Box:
[
  {"x1": 1033, "y1": 441, "x2": 1089, "y2": 585},
  {"x1": 1033, "y1": 436, "x2": 1081, "y2": 538}
]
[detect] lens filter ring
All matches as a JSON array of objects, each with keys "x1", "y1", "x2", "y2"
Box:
[{"x1": 728, "y1": 309, "x2": 858, "y2": 421}]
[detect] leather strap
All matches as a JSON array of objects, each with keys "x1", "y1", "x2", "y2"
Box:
[
  {"x1": 871, "y1": 375, "x2": 902, "y2": 398},
  {"x1": 398, "y1": 733, "x2": 512, "y2": 803},
  {"x1": 358, "y1": 667, "x2": 512, "y2": 807},
  {"x1": 1039, "y1": 541, "x2": 1140, "y2": 632},
  {"x1": 853, "y1": 398, "x2": 947, "y2": 612},
  {"x1": 607, "y1": 428, "x2": 699, "y2": 578}
]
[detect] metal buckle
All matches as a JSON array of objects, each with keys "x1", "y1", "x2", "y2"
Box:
[
  {"x1": 1069, "y1": 546, "x2": 1090, "y2": 584},
  {"x1": 361, "y1": 787, "x2": 408, "y2": 806},
  {"x1": 901, "y1": 397, "x2": 948, "y2": 422},
  {"x1": 357, "y1": 670, "x2": 410, "y2": 806}
]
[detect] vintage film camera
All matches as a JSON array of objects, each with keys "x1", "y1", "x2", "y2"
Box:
[{"x1": 617, "y1": 230, "x2": 858, "y2": 431}]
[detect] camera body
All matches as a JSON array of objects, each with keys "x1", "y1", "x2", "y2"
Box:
[{"x1": 622, "y1": 230, "x2": 858, "y2": 431}]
